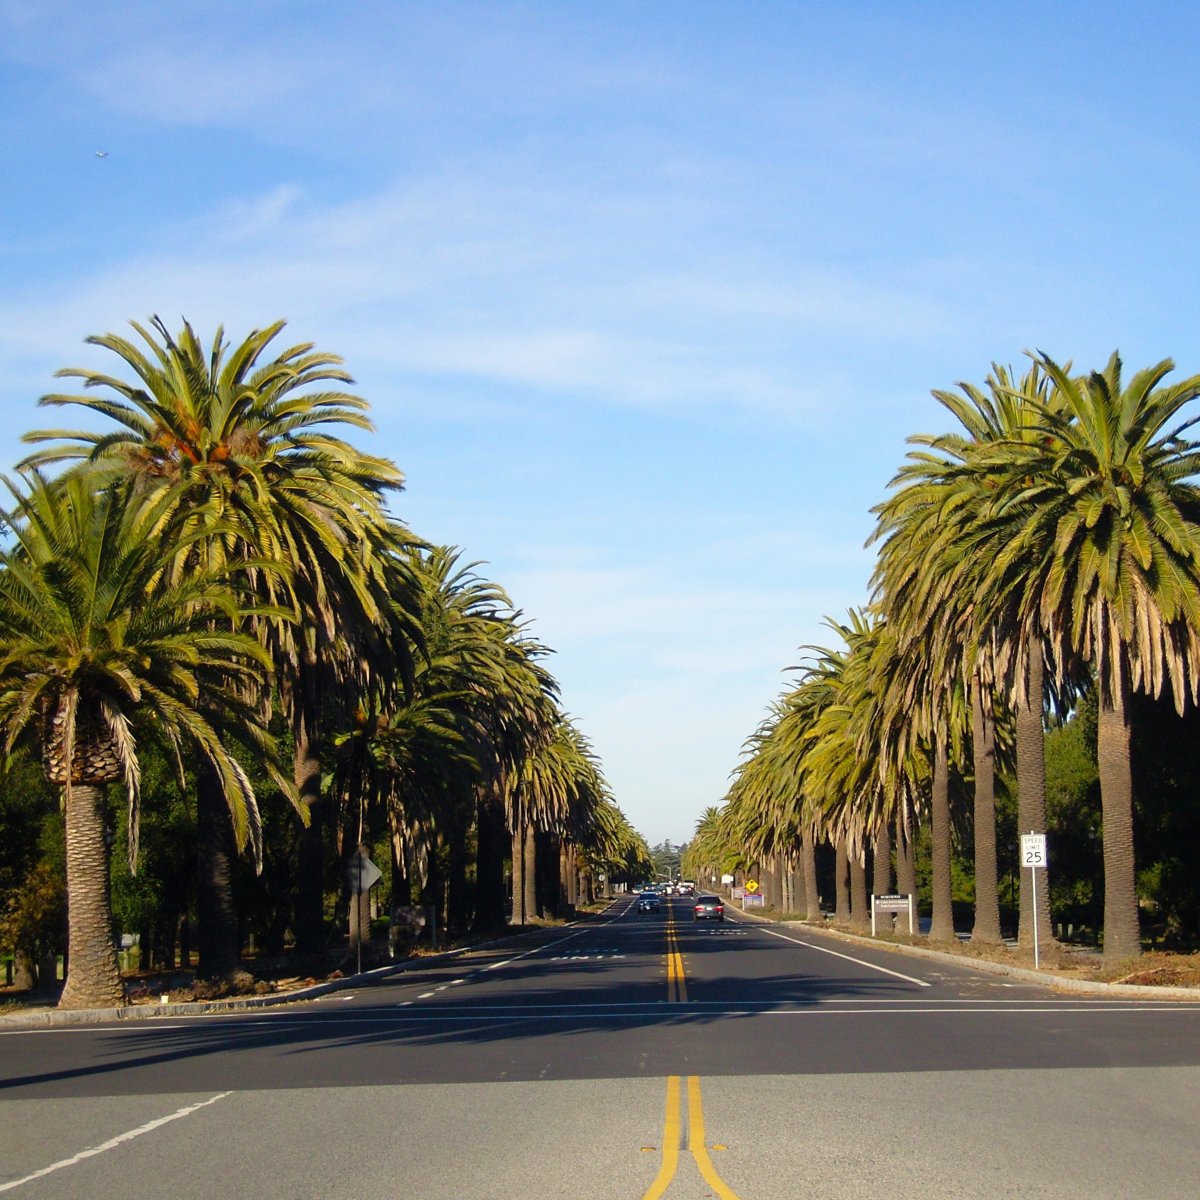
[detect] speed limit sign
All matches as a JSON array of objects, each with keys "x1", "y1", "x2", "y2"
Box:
[{"x1": 1021, "y1": 832, "x2": 1047, "y2": 869}]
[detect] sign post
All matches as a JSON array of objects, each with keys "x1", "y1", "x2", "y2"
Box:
[{"x1": 1020, "y1": 832, "x2": 1048, "y2": 969}]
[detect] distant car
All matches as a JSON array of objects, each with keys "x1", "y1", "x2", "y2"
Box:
[
  {"x1": 693, "y1": 895, "x2": 724, "y2": 922},
  {"x1": 662, "y1": 883, "x2": 675, "y2": 895},
  {"x1": 636, "y1": 891, "x2": 662, "y2": 913},
  {"x1": 677, "y1": 881, "x2": 695, "y2": 896}
]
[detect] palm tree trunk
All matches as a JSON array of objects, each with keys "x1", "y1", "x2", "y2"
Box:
[
  {"x1": 293, "y1": 716, "x2": 327, "y2": 963},
  {"x1": 849, "y1": 849, "x2": 870, "y2": 933},
  {"x1": 970, "y1": 671, "x2": 1002, "y2": 944},
  {"x1": 1016, "y1": 636, "x2": 1055, "y2": 957},
  {"x1": 195, "y1": 759, "x2": 243, "y2": 981},
  {"x1": 834, "y1": 838, "x2": 850, "y2": 924},
  {"x1": 559, "y1": 841, "x2": 574, "y2": 917},
  {"x1": 523, "y1": 823, "x2": 537, "y2": 920},
  {"x1": 895, "y1": 801, "x2": 917, "y2": 914},
  {"x1": 929, "y1": 737, "x2": 955, "y2": 942},
  {"x1": 872, "y1": 822, "x2": 893, "y2": 935},
  {"x1": 58, "y1": 782, "x2": 124, "y2": 1010},
  {"x1": 802, "y1": 828, "x2": 821, "y2": 922},
  {"x1": 1098, "y1": 647, "x2": 1141, "y2": 961},
  {"x1": 348, "y1": 863, "x2": 371, "y2": 965}
]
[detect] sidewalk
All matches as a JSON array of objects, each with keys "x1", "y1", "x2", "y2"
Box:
[{"x1": 0, "y1": 916, "x2": 600, "y2": 1029}]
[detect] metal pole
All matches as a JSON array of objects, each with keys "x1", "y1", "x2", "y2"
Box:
[
  {"x1": 870, "y1": 896, "x2": 877, "y2": 937},
  {"x1": 1031, "y1": 860, "x2": 1040, "y2": 970},
  {"x1": 356, "y1": 850, "x2": 363, "y2": 977}
]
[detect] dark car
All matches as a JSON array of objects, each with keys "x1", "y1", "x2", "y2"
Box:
[
  {"x1": 693, "y1": 895, "x2": 724, "y2": 922},
  {"x1": 636, "y1": 891, "x2": 661, "y2": 913}
]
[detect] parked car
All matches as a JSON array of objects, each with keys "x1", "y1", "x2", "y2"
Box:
[
  {"x1": 637, "y1": 891, "x2": 662, "y2": 913},
  {"x1": 693, "y1": 895, "x2": 724, "y2": 922}
]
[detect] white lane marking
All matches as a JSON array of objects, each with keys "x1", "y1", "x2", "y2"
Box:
[
  {"x1": 214, "y1": 1005, "x2": 1200, "y2": 1024},
  {"x1": 417, "y1": 992, "x2": 436, "y2": 999},
  {"x1": 0, "y1": 1091, "x2": 232, "y2": 1193},
  {"x1": 477, "y1": 920, "x2": 622, "y2": 976},
  {"x1": 450, "y1": 979, "x2": 467, "y2": 985},
  {"x1": 749, "y1": 925, "x2": 932, "y2": 987}
]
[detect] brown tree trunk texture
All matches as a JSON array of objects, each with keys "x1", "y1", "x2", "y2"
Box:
[
  {"x1": 293, "y1": 718, "x2": 328, "y2": 962},
  {"x1": 1016, "y1": 638, "x2": 1056, "y2": 958},
  {"x1": 510, "y1": 816, "x2": 527, "y2": 926},
  {"x1": 872, "y1": 822, "x2": 893, "y2": 935},
  {"x1": 348, "y1": 881, "x2": 371, "y2": 963},
  {"x1": 524, "y1": 825, "x2": 538, "y2": 919},
  {"x1": 568, "y1": 845, "x2": 580, "y2": 907},
  {"x1": 834, "y1": 839, "x2": 850, "y2": 924},
  {"x1": 929, "y1": 737, "x2": 955, "y2": 943},
  {"x1": 1098, "y1": 650, "x2": 1141, "y2": 961},
  {"x1": 558, "y1": 841, "x2": 574, "y2": 917},
  {"x1": 472, "y1": 793, "x2": 507, "y2": 932},
  {"x1": 895, "y1": 802, "x2": 918, "y2": 911},
  {"x1": 970, "y1": 671, "x2": 1003, "y2": 944},
  {"x1": 58, "y1": 782, "x2": 125, "y2": 1010},
  {"x1": 12, "y1": 950, "x2": 36, "y2": 992},
  {"x1": 802, "y1": 829, "x2": 821, "y2": 922},
  {"x1": 195, "y1": 759, "x2": 244, "y2": 982},
  {"x1": 849, "y1": 851, "x2": 870, "y2": 933}
]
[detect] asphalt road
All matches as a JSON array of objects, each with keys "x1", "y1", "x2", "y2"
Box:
[{"x1": 3, "y1": 896, "x2": 1200, "y2": 1199}]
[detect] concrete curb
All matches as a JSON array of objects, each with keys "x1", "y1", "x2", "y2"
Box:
[
  {"x1": 734, "y1": 908, "x2": 1200, "y2": 1000},
  {"x1": 0, "y1": 904, "x2": 619, "y2": 1030}
]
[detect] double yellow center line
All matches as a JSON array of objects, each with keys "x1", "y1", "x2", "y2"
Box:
[
  {"x1": 642, "y1": 1075, "x2": 743, "y2": 1200},
  {"x1": 665, "y1": 907, "x2": 687, "y2": 1002}
]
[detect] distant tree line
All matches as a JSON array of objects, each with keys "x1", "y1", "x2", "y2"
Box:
[
  {"x1": 685, "y1": 354, "x2": 1200, "y2": 962},
  {"x1": 0, "y1": 318, "x2": 651, "y2": 1008}
]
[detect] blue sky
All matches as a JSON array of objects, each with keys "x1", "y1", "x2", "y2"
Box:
[{"x1": 3, "y1": 1, "x2": 1200, "y2": 846}]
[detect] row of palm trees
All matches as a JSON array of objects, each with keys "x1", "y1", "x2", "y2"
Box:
[
  {"x1": 0, "y1": 317, "x2": 649, "y2": 1009},
  {"x1": 688, "y1": 352, "x2": 1200, "y2": 963}
]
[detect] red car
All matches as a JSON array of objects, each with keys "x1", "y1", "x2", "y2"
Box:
[{"x1": 693, "y1": 895, "x2": 724, "y2": 922}]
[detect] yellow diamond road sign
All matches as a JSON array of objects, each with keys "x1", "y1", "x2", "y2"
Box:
[{"x1": 745, "y1": 879, "x2": 759, "y2": 893}]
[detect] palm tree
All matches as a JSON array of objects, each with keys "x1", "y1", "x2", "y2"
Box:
[
  {"x1": 871, "y1": 363, "x2": 1057, "y2": 952},
  {"x1": 0, "y1": 472, "x2": 289, "y2": 1008},
  {"x1": 1016, "y1": 352, "x2": 1200, "y2": 960},
  {"x1": 21, "y1": 316, "x2": 415, "y2": 974}
]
